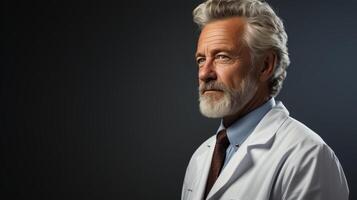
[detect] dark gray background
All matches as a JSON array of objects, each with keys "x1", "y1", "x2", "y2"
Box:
[{"x1": 1, "y1": 0, "x2": 356, "y2": 199}]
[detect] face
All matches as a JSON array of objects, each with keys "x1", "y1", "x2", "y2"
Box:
[{"x1": 196, "y1": 17, "x2": 258, "y2": 118}]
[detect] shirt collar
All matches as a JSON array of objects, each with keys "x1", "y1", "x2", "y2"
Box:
[{"x1": 216, "y1": 98, "x2": 276, "y2": 146}]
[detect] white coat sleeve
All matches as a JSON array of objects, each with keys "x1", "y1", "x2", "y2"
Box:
[{"x1": 271, "y1": 143, "x2": 349, "y2": 200}]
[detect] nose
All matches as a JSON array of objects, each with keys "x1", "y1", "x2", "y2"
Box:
[{"x1": 199, "y1": 60, "x2": 217, "y2": 83}]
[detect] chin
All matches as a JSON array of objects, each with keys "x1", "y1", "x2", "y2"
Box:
[
  {"x1": 198, "y1": 75, "x2": 258, "y2": 119},
  {"x1": 199, "y1": 94, "x2": 234, "y2": 118},
  {"x1": 199, "y1": 87, "x2": 257, "y2": 119}
]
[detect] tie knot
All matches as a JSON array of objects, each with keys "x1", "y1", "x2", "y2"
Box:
[{"x1": 216, "y1": 129, "x2": 230, "y2": 147}]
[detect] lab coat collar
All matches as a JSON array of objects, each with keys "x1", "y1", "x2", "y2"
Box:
[
  {"x1": 205, "y1": 101, "x2": 290, "y2": 200},
  {"x1": 217, "y1": 98, "x2": 276, "y2": 148}
]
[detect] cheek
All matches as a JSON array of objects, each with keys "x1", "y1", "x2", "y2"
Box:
[{"x1": 217, "y1": 67, "x2": 243, "y2": 89}]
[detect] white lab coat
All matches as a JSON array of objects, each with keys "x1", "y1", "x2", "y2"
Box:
[{"x1": 182, "y1": 102, "x2": 349, "y2": 200}]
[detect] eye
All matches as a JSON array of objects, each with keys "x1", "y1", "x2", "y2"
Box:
[
  {"x1": 196, "y1": 57, "x2": 206, "y2": 67},
  {"x1": 215, "y1": 54, "x2": 231, "y2": 61}
]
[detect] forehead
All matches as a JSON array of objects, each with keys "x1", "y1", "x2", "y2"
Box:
[{"x1": 197, "y1": 17, "x2": 247, "y2": 54}]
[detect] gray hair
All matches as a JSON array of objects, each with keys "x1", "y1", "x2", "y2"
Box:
[{"x1": 193, "y1": 0, "x2": 290, "y2": 97}]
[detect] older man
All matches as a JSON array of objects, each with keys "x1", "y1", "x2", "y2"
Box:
[{"x1": 182, "y1": 0, "x2": 349, "y2": 200}]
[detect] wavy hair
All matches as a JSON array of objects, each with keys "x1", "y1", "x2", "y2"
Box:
[{"x1": 193, "y1": 0, "x2": 290, "y2": 97}]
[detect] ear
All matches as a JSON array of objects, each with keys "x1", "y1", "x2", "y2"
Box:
[{"x1": 259, "y1": 51, "x2": 277, "y2": 82}]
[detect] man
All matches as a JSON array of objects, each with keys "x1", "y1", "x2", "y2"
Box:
[{"x1": 182, "y1": 0, "x2": 349, "y2": 200}]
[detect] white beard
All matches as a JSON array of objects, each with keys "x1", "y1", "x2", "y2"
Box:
[{"x1": 198, "y1": 76, "x2": 257, "y2": 118}]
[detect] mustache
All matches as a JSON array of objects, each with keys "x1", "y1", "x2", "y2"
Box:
[{"x1": 199, "y1": 81, "x2": 229, "y2": 94}]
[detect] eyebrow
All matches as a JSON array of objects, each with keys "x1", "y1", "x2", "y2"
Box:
[
  {"x1": 195, "y1": 52, "x2": 204, "y2": 58},
  {"x1": 195, "y1": 47, "x2": 238, "y2": 58}
]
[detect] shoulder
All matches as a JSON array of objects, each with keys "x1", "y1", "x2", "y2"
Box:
[
  {"x1": 276, "y1": 116, "x2": 326, "y2": 150},
  {"x1": 274, "y1": 116, "x2": 339, "y2": 169},
  {"x1": 271, "y1": 116, "x2": 349, "y2": 199}
]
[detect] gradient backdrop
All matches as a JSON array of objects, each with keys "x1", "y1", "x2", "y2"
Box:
[{"x1": 1, "y1": 0, "x2": 356, "y2": 199}]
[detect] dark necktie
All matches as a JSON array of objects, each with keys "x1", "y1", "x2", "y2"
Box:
[{"x1": 204, "y1": 129, "x2": 230, "y2": 199}]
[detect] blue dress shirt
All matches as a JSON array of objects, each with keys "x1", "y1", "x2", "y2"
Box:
[{"x1": 216, "y1": 98, "x2": 276, "y2": 169}]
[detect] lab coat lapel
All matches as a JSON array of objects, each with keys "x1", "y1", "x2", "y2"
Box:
[
  {"x1": 191, "y1": 136, "x2": 216, "y2": 200},
  {"x1": 206, "y1": 102, "x2": 290, "y2": 200}
]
